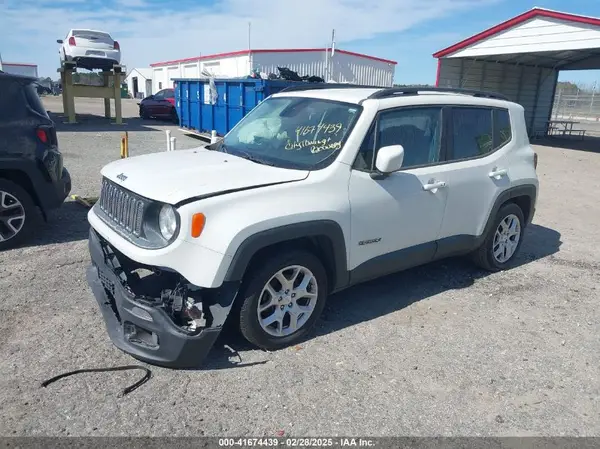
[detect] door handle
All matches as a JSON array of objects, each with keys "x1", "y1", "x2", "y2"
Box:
[
  {"x1": 489, "y1": 168, "x2": 508, "y2": 179},
  {"x1": 423, "y1": 180, "x2": 447, "y2": 191}
]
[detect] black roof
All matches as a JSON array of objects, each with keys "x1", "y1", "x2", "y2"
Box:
[{"x1": 0, "y1": 71, "x2": 39, "y2": 83}]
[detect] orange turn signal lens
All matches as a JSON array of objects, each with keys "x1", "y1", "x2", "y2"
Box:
[{"x1": 191, "y1": 213, "x2": 206, "y2": 238}]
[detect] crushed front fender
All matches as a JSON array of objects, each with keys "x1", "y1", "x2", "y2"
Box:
[{"x1": 86, "y1": 228, "x2": 239, "y2": 369}]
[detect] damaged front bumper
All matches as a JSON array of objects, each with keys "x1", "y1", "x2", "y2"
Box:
[{"x1": 86, "y1": 228, "x2": 239, "y2": 369}]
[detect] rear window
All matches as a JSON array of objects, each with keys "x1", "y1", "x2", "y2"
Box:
[
  {"x1": 73, "y1": 30, "x2": 113, "y2": 40},
  {"x1": 24, "y1": 83, "x2": 49, "y2": 118}
]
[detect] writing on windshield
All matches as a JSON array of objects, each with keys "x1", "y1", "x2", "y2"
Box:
[
  {"x1": 222, "y1": 97, "x2": 361, "y2": 170},
  {"x1": 295, "y1": 123, "x2": 343, "y2": 140}
]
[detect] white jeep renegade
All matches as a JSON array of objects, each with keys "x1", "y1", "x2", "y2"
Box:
[{"x1": 86, "y1": 86, "x2": 538, "y2": 368}]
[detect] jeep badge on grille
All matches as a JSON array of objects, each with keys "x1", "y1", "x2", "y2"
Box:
[{"x1": 116, "y1": 173, "x2": 127, "y2": 182}]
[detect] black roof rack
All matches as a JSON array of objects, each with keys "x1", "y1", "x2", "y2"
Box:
[
  {"x1": 278, "y1": 83, "x2": 386, "y2": 93},
  {"x1": 277, "y1": 84, "x2": 510, "y2": 102},
  {"x1": 366, "y1": 87, "x2": 509, "y2": 101}
]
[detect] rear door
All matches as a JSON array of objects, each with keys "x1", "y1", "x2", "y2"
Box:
[
  {"x1": 435, "y1": 106, "x2": 514, "y2": 256},
  {"x1": 72, "y1": 30, "x2": 114, "y2": 52},
  {"x1": 163, "y1": 89, "x2": 175, "y2": 109}
]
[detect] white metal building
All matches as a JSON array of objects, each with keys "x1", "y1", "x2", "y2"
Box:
[
  {"x1": 434, "y1": 7, "x2": 600, "y2": 136},
  {"x1": 125, "y1": 68, "x2": 153, "y2": 99},
  {"x1": 0, "y1": 62, "x2": 38, "y2": 78},
  {"x1": 150, "y1": 48, "x2": 397, "y2": 93}
]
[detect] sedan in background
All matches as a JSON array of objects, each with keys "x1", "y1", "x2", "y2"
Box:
[
  {"x1": 58, "y1": 29, "x2": 121, "y2": 71},
  {"x1": 138, "y1": 88, "x2": 178, "y2": 123}
]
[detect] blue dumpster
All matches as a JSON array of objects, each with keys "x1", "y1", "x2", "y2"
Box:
[{"x1": 174, "y1": 77, "x2": 305, "y2": 137}]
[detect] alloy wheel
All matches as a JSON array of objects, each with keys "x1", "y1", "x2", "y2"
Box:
[
  {"x1": 0, "y1": 190, "x2": 26, "y2": 243},
  {"x1": 256, "y1": 265, "x2": 318, "y2": 337},
  {"x1": 492, "y1": 213, "x2": 521, "y2": 263}
]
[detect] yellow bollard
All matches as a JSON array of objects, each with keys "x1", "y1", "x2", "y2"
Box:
[
  {"x1": 124, "y1": 131, "x2": 129, "y2": 158},
  {"x1": 120, "y1": 136, "x2": 125, "y2": 158}
]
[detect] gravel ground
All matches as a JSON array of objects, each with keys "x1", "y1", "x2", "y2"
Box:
[{"x1": 0, "y1": 97, "x2": 599, "y2": 437}]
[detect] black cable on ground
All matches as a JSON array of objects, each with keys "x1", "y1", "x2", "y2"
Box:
[{"x1": 41, "y1": 365, "x2": 152, "y2": 397}]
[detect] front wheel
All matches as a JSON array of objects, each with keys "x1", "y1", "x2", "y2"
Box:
[
  {"x1": 471, "y1": 202, "x2": 525, "y2": 272},
  {"x1": 139, "y1": 106, "x2": 150, "y2": 119},
  {"x1": 238, "y1": 250, "x2": 328, "y2": 350}
]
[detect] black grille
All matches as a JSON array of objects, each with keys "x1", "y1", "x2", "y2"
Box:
[
  {"x1": 98, "y1": 178, "x2": 146, "y2": 237},
  {"x1": 98, "y1": 268, "x2": 116, "y2": 296}
]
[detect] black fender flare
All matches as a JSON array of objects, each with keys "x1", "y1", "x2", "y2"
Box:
[
  {"x1": 223, "y1": 220, "x2": 349, "y2": 291},
  {"x1": 0, "y1": 158, "x2": 45, "y2": 204},
  {"x1": 479, "y1": 184, "x2": 537, "y2": 243}
]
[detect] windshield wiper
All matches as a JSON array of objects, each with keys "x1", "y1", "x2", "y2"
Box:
[
  {"x1": 233, "y1": 149, "x2": 277, "y2": 166},
  {"x1": 215, "y1": 142, "x2": 276, "y2": 166},
  {"x1": 217, "y1": 142, "x2": 228, "y2": 154}
]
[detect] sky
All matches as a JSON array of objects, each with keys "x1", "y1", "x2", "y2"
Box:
[{"x1": 1, "y1": 0, "x2": 600, "y2": 85}]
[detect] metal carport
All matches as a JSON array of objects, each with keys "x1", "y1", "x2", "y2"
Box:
[{"x1": 433, "y1": 7, "x2": 600, "y2": 137}]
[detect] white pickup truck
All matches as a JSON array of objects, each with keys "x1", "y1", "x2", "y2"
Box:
[{"x1": 86, "y1": 85, "x2": 538, "y2": 368}]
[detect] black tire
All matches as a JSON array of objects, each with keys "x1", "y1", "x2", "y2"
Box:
[
  {"x1": 0, "y1": 179, "x2": 39, "y2": 251},
  {"x1": 471, "y1": 202, "x2": 525, "y2": 272},
  {"x1": 140, "y1": 106, "x2": 150, "y2": 119},
  {"x1": 238, "y1": 250, "x2": 328, "y2": 351},
  {"x1": 170, "y1": 107, "x2": 179, "y2": 125}
]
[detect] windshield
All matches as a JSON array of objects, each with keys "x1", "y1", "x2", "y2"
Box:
[{"x1": 218, "y1": 96, "x2": 362, "y2": 170}]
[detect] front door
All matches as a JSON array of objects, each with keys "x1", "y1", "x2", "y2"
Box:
[{"x1": 348, "y1": 106, "x2": 450, "y2": 284}]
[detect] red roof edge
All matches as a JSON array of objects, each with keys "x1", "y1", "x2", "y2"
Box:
[
  {"x1": 2, "y1": 62, "x2": 38, "y2": 67},
  {"x1": 433, "y1": 7, "x2": 600, "y2": 58},
  {"x1": 150, "y1": 48, "x2": 397, "y2": 67}
]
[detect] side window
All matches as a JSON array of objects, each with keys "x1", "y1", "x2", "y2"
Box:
[
  {"x1": 164, "y1": 89, "x2": 175, "y2": 99},
  {"x1": 494, "y1": 109, "x2": 511, "y2": 148},
  {"x1": 451, "y1": 107, "x2": 493, "y2": 160},
  {"x1": 376, "y1": 107, "x2": 443, "y2": 169},
  {"x1": 154, "y1": 90, "x2": 165, "y2": 100}
]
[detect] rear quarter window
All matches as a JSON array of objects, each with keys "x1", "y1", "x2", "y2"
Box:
[
  {"x1": 494, "y1": 109, "x2": 512, "y2": 148},
  {"x1": 0, "y1": 79, "x2": 28, "y2": 121},
  {"x1": 23, "y1": 83, "x2": 49, "y2": 118}
]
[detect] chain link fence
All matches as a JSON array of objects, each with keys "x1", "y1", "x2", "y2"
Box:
[{"x1": 551, "y1": 82, "x2": 600, "y2": 136}]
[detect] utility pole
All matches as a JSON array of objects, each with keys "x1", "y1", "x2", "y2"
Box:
[
  {"x1": 328, "y1": 29, "x2": 336, "y2": 82},
  {"x1": 590, "y1": 80, "x2": 596, "y2": 116},
  {"x1": 248, "y1": 21, "x2": 252, "y2": 75}
]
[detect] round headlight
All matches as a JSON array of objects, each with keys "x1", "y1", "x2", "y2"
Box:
[{"x1": 158, "y1": 204, "x2": 178, "y2": 240}]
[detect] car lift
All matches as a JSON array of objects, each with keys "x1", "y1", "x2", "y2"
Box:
[{"x1": 58, "y1": 62, "x2": 124, "y2": 124}]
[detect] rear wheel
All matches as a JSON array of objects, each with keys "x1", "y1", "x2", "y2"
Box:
[
  {"x1": 170, "y1": 107, "x2": 179, "y2": 124},
  {"x1": 238, "y1": 250, "x2": 328, "y2": 350},
  {"x1": 471, "y1": 202, "x2": 525, "y2": 272},
  {"x1": 0, "y1": 180, "x2": 39, "y2": 251}
]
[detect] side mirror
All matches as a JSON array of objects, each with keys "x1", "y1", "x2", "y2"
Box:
[
  {"x1": 372, "y1": 145, "x2": 404, "y2": 179},
  {"x1": 57, "y1": 39, "x2": 63, "y2": 44}
]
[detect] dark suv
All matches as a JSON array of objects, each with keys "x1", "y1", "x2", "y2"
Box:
[{"x1": 0, "y1": 71, "x2": 71, "y2": 250}]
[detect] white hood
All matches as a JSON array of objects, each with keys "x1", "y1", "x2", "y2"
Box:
[{"x1": 101, "y1": 148, "x2": 309, "y2": 204}]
